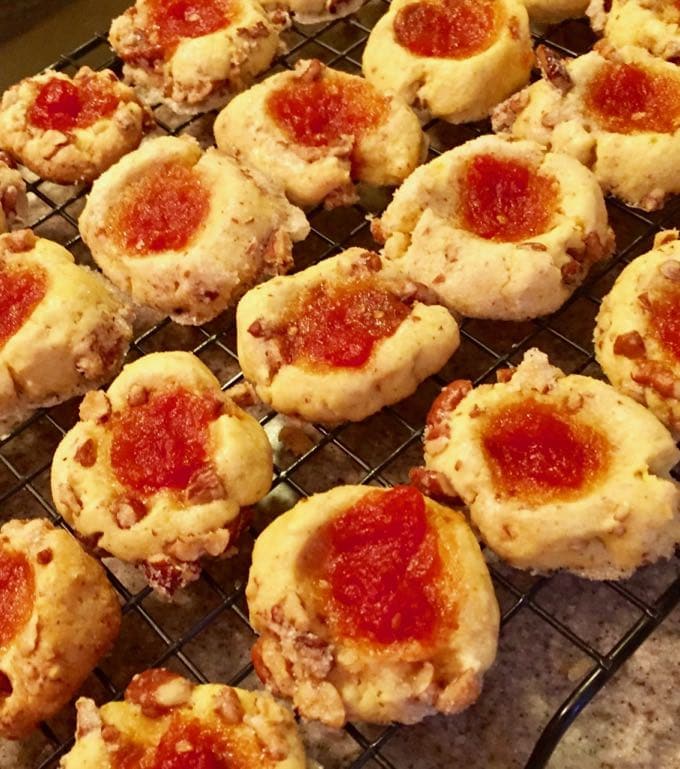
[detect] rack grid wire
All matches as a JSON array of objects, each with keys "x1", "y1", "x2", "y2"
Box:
[{"x1": 0, "y1": 4, "x2": 679, "y2": 769}]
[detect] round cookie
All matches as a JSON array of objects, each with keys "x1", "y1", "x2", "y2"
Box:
[
  {"x1": 237, "y1": 248, "x2": 460, "y2": 423},
  {"x1": 587, "y1": 0, "x2": 680, "y2": 61},
  {"x1": 247, "y1": 484, "x2": 499, "y2": 727},
  {"x1": 524, "y1": 0, "x2": 588, "y2": 24},
  {"x1": 51, "y1": 351, "x2": 273, "y2": 597},
  {"x1": 60, "y1": 669, "x2": 309, "y2": 769},
  {"x1": 0, "y1": 67, "x2": 150, "y2": 184},
  {"x1": 260, "y1": 0, "x2": 364, "y2": 23},
  {"x1": 214, "y1": 59, "x2": 426, "y2": 209},
  {"x1": 0, "y1": 158, "x2": 27, "y2": 233},
  {"x1": 420, "y1": 348, "x2": 680, "y2": 579},
  {"x1": 595, "y1": 230, "x2": 680, "y2": 436},
  {"x1": 0, "y1": 518, "x2": 121, "y2": 739},
  {"x1": 376, "y1": 134, "x2": 614, "y2": 320},
  {"x1": 79, "y1": 135, "x2": 309, "y2": 325},
  {"x1": 0, "y1": 230, "x2": 133, "y2": 436},
  {"x1": 362, "y1": 0, "x2": 533, "y2": 123},
  {"x1": 109, "y1": 0, "x2": 281, "y2": 113},
  {"x1": 493, "y1": 44, "x2": 680, "y2": 210}
]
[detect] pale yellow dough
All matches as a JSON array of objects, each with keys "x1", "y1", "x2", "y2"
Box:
[
  {"x1": 0, "y1": 67, "x2": 149, "y2": 184},
  {"x1": 237, "y1": 248, "x2": 460, "y2": 423},
  {"x1": 595, "y1": 230, "x2": 680, "y2": 436},
  {"x1": 362, "y1": 0, "x2": 533, "y2": 123},
  {"x1": 587, "y1": 0, "x2": 680, "y2": 60},
  {"x1": 79, "y1": 135, "x2": 309, "y2": 325},
  {"x1": 524, "y1": 0, "x2": 588, "y2": 24},
  {"x1": 493, "y1": 45, "x2": 680, "y2": 210},
  {"x1": 60, "y1": 670, "x2": 309, "y2": 769},
  {"x1": 377, "y1": 134, "x2": 613, "y2": 320},
  {"x1": 247, "y1": 485, "x2": 499, "y2": 727},
  {"x1": 50, "y1": 351, "x2": 273, "y2": 597},
  {"x1": 109, "y1": 0, "x2": 281, "y2": 113},
  {"x1": 0, "y1": 519, "x2": 120, "y2": 739},
  {"x1": 261, "y1": 0, "x2": 364, "y2": 23},
  {"x1": 0, "y1": 231, "x2": 133, "y2": 436},
  {"x1": 214, "y1": 60, "x2": 426, "y2": 209},
  {"x1": 423, "y1": 349, "x2": 680, "y2": 579}
]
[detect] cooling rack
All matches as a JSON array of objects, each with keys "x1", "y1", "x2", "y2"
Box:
[{"x1": 0, "y1": 3, "x2": 679, "y2": 768}]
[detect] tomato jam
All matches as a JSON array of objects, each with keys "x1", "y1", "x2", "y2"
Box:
[
  {"x1": 647, "y1": 282, "x2": 680, "y2": 360},
  {"x1": 0, "y1": 548, "x2": 35, "y2": 648},
  {"x1": 112, "y1": 161, "x2": 210, "y2": 255},
  {"x1": 300, "y1": 486, "x2": 450, "y2": 645},
  {"x1": 459, "y1": 153, "x2": 558, "y2": 242},
  {"x1": 481, "y1": 398, "x2": 610, "y2": 502},
  {"x1": 0, "y1": 263, "x2": 47, "y2": 349},
  {"x1": 145, "y1": 0, "x2": 233, "y2": 60},
  {"x1": 28, "y1": 76, "x2": 119, "y2": 133},
  {"x1": 584, "y1": 62, "x2": 680, "y2": 134},
  {"x1": 267, "y1": 74, "x2": 388, "y2": 160},
  {"x1": 109, "y1": 387, "x2": 220, "y2": 496},
  {"x1": 394, "y1": 0, "x2": 497, "y2": 59},
  {"x1": 275, "y1": 280, "x2": 411, "y2": 369}
]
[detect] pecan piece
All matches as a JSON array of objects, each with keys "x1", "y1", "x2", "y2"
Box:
[
  {"x1": 75, "y1": 438, "x2": 97, "y2": 468},
  {"x1": 613, "y1": 331, "x2": 646, "y2": 359},
  {"x1": 425, "y1": 380, "x2": 473, "y2": 442},
  {"x1": 143, "y1": 558, "x2": 201, "y2": 597},
  {"x1": 409, "y1": 467, "x2": 460, "y2": 504},
  {"x1": 216, "y1": 687, "x2": 245, "y2": 725},
  {"x1": 2, "y1": 229, "x2": 36, "y2": 253},
  {"x1": 113, "y1": 495, "x2": 147, "y2": 529},
  {"x1": 632, "y1": 360, "x2": 678, "y2": 398},
  {"x1": 125, "y1": 669, "x2": 192, "y2": 718},
  {"x1": 660, "y1": 260, "x2": 680, "y2": 282},
  {"x1": 185, "y1": 465, "x2": 226, "y2": 504},
  {"x1": 536, "y1": 45, "x2": 573, "y2": 94},
  {"x1": 79, "y1": 390, "x2": 111, "y2": 423}
]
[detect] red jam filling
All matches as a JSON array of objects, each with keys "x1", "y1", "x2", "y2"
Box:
[
  {"x1": 482, "y1": 398, "x2": 610, "y2": 502},
  {"x1": 113, "y1": 161, "x2": 210, "y2": 255},
  {"x1": 28, "y1": 76, "x2": 119, "y2": 133},
  {"x1": 0, "y1": 549, "x2": 35, "y2": 648},
  {"x1": 109, "y1": 387, "x2": 220, "y2": 496},
  {"x1": 150, "y1": 719, "x2": 234, "y2": 769},
  {"x1": 267, "y1": 75, "x2": 388, "y2": 164},
  {"x1": 146, "y1": 0, "x2": 233, "y2": 59},
  {"x1": 647, "y1": 283, "x2": 680, "y2": 360},
  {"x1": 303, "y1": 486, "x2": 449, "y2": 645},
  {"x1": 394, "y1": 0, "x2": 497, "y2": 59},
  {"x1": 585, "y1": 62, "x2": 680, "y2": 134},
  {"x1": 459, "y1": 153, "x2": 558, "y2": 242},
  {"x1": 277, "y1": 280, "x2": 411, "y2": 369},
  {"x1": 0, "y1": 264, "x2": 47, "y2": 349}
]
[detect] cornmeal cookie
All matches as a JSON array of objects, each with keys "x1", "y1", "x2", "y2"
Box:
[
  {"x1": 0, "y1": 518, "x2": 120, "y2": 739},
  {"x1": 0, "y1": 231, "x2": 133, "y2": 436},
  {"x1": 237, "y1": 248, "x2": 460, "y2": 422},
  {"x1": 51, "y1": 352, "x2": 273, "y2": 597},
  {"x1": 595, "y1": 230, "x2": 680, "y2": 435},
  {"x1": 260, "y1": 0, "x2": 364, "y2": 23},
  {"x1": 0, "y1": 67, "x2": 150, "y2": 184},
  {"x1": 493, "y1": 44, "x2": 680, "y2": 210},
  {"x1": 588, "y1": 0, "x2": 680, "y2": 61},
  {"x1": 419, "y1": 349, "x2": 680, "y2": 579},
  {"x1": 0, "y1": 158, "x2": 27, "y2": 233},
  {"x1": 524, "y1": 0, "x2": 588, "y2": 24},
  {"x1": 362, "y1": 0, "x2": 533, "y2": 123},
  {"x1": 79, "y1": 135, "x2": 309, "y2": 325},
  {"x1": 247, "y1": 484, "x2": 499, "y2": 727},
  {"x1": 375, "y1": 135, "x2": 613, "y2": 320},
  {"x1": 214, "y1": 59, "x2": 426, "y2": 209},
  {"x1": 60, "y1": 669, "x2": 309, "y2": 769},
  {"x1": 109, "y1": 0, "x2": 281, "y2": 113}
]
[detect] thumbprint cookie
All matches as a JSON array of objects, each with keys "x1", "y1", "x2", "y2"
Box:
[
  {"x1": 214, "y1": 59, "x2": 426, "y2": 209},
  {"x1": 109, "y1": 0, "x2": 281, "y2": 113},
  {"x1": 60, "y1": 669, "x2": 310, "y2": 769},
  {"x1": 260, "y1": 0, "x2": 364, "y2": 23},
  {"x1": 0, "y1": 231, "x2": 133, "y2": 436},
  {"x1": 237, "y1": 248, "x2": 459, "y2": 423},
  {"x1": 0, "y1": 67, "x2": 150, "y2": 184},
  {"x1": 0, "y1": 158, "x2": 27, "y2": 233},
  {"x1": 419, "y1": 348, "x2": 680, "y2": 579},
  {"x1": 51, "y1": 352, "x2": 273, "y2": 598},
  {"x1": 375, "y1": 135, "x2": 613, "y2": 320},
  {"x1": 588, "y1": 0, "x2": 680, "y2": 61},
  {"x1": 595, "y1": 230, "x2": 680, "y2": 435},
  {"x1": 523, "y1": 0, "x2": 588, "y2": 24},
  {"x1": 247, "y1": 484, "x2": 499, "y2": 727},
  {"x1": 79, "y1": 135, "x2": 309, "y2": 326},
  {"x1": 0, "y1": 518, "x2": 120, "y2": 739},
  {"x1": 493, "y1": 44, "x2": 680, "y2": 210},
  {"x1": 362, "y1": 0, "x2": 533, "y2": 123}
]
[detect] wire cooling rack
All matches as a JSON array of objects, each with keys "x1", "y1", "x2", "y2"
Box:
[{"x1": 0, "y1": 4, "x2": 679, "y2": 768}]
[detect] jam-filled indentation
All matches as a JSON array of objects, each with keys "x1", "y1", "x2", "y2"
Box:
[
  {"x1": 0, "y1": 548, "x2": 35, "y2": 648},
  {"x1": 0, "y1": 263, "x2": 47, "y2": 349},
  {"x1": 28, "y1": 76, "x2": 119, "y2": 133},
  {"x1": 646, "y1": 281, "x2": 680, "y2": 361},
  {"x1": 145, "y1": 0, "x2": 233, "y2": 60}
]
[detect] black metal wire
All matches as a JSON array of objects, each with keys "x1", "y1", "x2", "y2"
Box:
[{"x1": 0, "y1": 5, "x2": 678, "y2": 769}]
